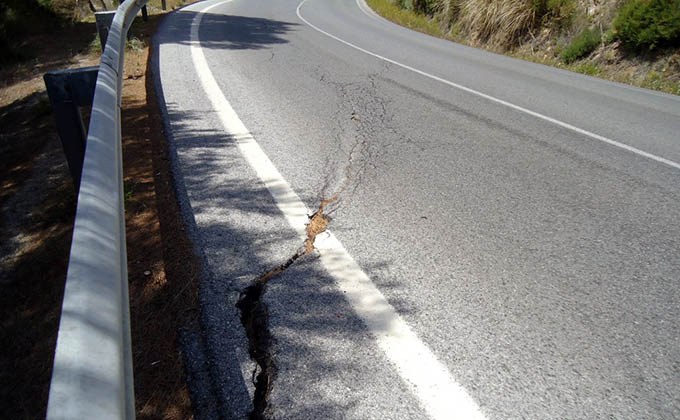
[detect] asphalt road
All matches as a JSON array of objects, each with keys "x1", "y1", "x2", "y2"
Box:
[{"x1": 154, "y1": 0, "x2": 680, "y2": 418}]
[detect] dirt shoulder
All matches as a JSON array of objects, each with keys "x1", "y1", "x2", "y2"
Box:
[
  {"x1": 122, "y1": 11, "x2": 201, "y2": 419},
  {"x1": 0, "y1": 3, "x2": 199, "y2": 419}
]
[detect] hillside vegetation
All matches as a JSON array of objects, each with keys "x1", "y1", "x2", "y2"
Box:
[
  {"x1": 0, "y1": 0, "x2": 109, "y2": 67},
  {"x1": 0, "y1": 0, "x2": 187, "y2": 67},
  {"x1": 368, "y1": 0, "x2": 680, "y2": 94},
  {"x1": 1, "y1": 0, "x2": 59, "y2": 66}
]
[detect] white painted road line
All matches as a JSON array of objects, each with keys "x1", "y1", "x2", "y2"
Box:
[
  {"x1": 190, "y1": 1, "x2": 487, "y2": 419},
  {"x1": 297, "y1": 0, "x2": 680, "y2": 171},
  {"x1": 355, "y1": 0, "x2": 383, "y2": 21}
]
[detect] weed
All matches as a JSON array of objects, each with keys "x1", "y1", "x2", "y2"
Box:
[
  {"x1": 89, "y1": 33, "x2": 102, "y2": 54},
  {"x1": 602, "y1": 28, "x2": 615, "y2": 44},
  {"x1": 561, "y1": 28, "x2": 601, "y2": 63},
  {"x1": 126, "y1": 36, "x2": 146, "y2": 52},
  {"x1": 640, "y1": 70, "x2": 680, "y2": 94},
  {"x1": 367, "y1": 0, "x2": 445, "y2": 37},
  {"x1": 642, "y1": 70, "x2": 663, "y2": 88},
  {"x1": 570, "y1": 62, "x2": 602, "y2": 75},
  {"x1": 124, "y1": 180, "x2": 135, "y2": 203},
  {"x1": 613, "y1": 0, "x2": 680, "y2": 51},
  {"x1": 533, "y1": 0, "x2": 576, "y2": 28},
  {"x1": 413, "y1": 0, "x2": 438, "y2": 15},
  {"x1": 394, "y1": 0, "x2": 409, "y2": 9}
]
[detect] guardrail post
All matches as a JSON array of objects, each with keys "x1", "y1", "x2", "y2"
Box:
[
  {"x1": 43, "y1": 67, "x2": 99, "y2": 190},
  {"x1": 95, "y1": 11, "x2": 116, "y2": 50}
]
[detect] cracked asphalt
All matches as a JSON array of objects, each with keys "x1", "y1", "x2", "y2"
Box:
[{"x1": 154, "y1": 0, "x2": 680, "y2": 418}]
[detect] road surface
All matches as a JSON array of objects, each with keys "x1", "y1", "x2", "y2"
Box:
[{"x1": 154, "y1": 0, "x2": 680, "y2": 418}]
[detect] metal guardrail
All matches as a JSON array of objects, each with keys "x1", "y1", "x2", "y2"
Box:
[{"x1": 46, "y1": 1, "x2": 149, "y2": 419}]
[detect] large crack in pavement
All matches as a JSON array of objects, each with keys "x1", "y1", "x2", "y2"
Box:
[
  {"x1": 236, "y1": 71, "x2": 399, "y2": 419},
  {"x1": 313, "y1": 69, "x2": 417, "y2": 209},
  {"x1": 235, "y1": 197, "x2": 336, "y2": 420}
]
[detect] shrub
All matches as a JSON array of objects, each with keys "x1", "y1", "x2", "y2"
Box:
[
  {"x1": 561, "y1": 28, "x2": 601, "y2": 63},
  {"x1": 533, "y1": 0, "x2": 576, "y2": 28},
  {"x1": 413, "y1": 0, "x2": 438, "y2": 14},
  {"x1": 613, "y1": 0, "x2": 680, "y2": 51}
]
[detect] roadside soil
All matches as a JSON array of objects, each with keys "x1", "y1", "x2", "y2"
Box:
[{"x1": 0, "y1": 3, "x2": 199, "y2": 419}]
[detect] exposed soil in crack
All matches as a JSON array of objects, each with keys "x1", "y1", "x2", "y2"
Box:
[
  {"x1": 313, "y1": 70, "x2": 406, "y2": 206},
  {"x1": 304, "y1": 196, "x2": 337, "y2": 253},
  {"x1": 234, "y1": 71, "x2": 390, "y2": 420},
  {"x1": 236, "y1": 197, "x2": 335, "y2": 420}
]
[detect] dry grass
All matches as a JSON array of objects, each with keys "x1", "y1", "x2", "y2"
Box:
[
  {"x1": 367, "y1": 0, "x2": 539, "y2": 49},
  {"x1": 120, "y1": 9, "x2": 201, "y2": 419},
  {"x1": 458, "y1": 0, "x2": 538, "y2": 48}
]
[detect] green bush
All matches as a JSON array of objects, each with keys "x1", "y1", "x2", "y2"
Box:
[
  {"x1": 613, "y1": 0, "x2": 680, "y2": 51},
  {"x1": 412, "y1": 0, "x2": 438, "y2": 14},
  {"x1": 561, "y1": 28, "x2": 601, "y2": 63},
  {"x1": 533, "y1": 0, "x2": 576, "y2": 27},
  {"x1": 394, "y1": 0, "x2": 409, "y2": 9}
]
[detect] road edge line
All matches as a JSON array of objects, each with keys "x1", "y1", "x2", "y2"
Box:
[
  {"x1": 190, "y1": 2, "x2": 487, "y2": 419},
  {"x1": 297, "y1": 0, "x2": 680, "y2": 171}
]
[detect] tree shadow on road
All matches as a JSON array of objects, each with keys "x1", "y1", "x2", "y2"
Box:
[
  {"x1": 151, "y1": 8, "x2": 428, "y2": 418},
  {"x1": 158, "y1": 10, "x2": 300, "y2": 51}
]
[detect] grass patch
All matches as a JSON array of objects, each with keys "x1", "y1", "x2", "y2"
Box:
[
  {"x1": 561, "y1": 28, "x2": 601, "y2": 63},
  {"x1": 89, "y1": 33, "x2": 102, "y2": 54},
  {"x1": 124, "y1": 180, "x2": 136, "y2": 203},
  {"x1": 569, "y1": 62, "x2": 602, "y2": 76},
  {"x1": 366, "y1": 0, "x2": 445, "y2": 38},
  {"x1": 126, "y1": 36, "x2": 146, "y2": 52},
  {"x1": 639, "y1": 70, "x2": 680, "y2": 94}
]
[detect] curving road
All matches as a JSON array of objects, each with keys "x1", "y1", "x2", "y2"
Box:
[{"x1": 154, "y1": 0, "x2": 680, "y2": 418}]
